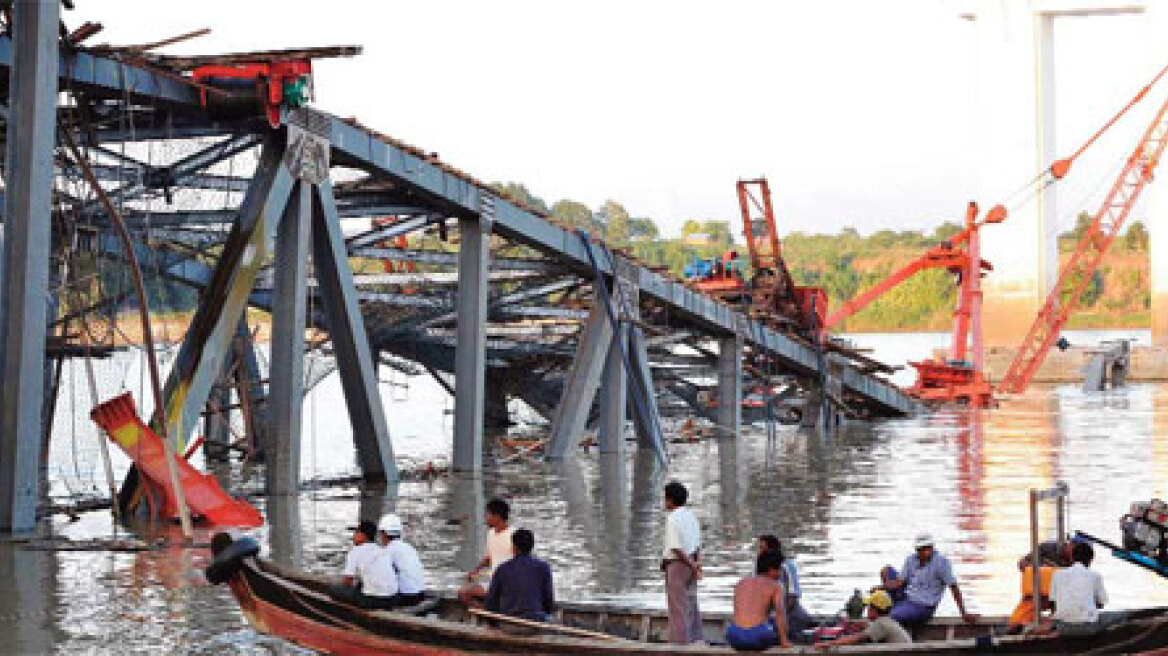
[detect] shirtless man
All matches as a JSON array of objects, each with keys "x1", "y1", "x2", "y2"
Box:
[{"x1": 725, "y1": 550, "x2": 791, "y2": 651}]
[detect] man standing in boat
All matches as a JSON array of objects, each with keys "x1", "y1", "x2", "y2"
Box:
[
  {"x1": 459, "y1": 497, "x2": 516, "y2": 607},
  {"x1": 726, "y1": 549, "x2": 792, "y2": 650},
  {"x1": 379, "y1": 513, "x2": 428, "y2": 608},
  {"x1": 662, "y1": 480, "x2": 703, "y2": 644},
  {"x1": 880, "y1": 533, "x2": 977, "y2": 627}
]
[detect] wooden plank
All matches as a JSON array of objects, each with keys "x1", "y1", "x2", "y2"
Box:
[{"x1": 469, "y1": 608, "x2": 627, "y2": 642}]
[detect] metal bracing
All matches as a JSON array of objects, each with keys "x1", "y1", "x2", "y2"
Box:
[
  {"x1": 266, "y1": 181, "x2": 310, "y2": 493},
  {"x1": 545, "y1": 302, "x2": 614, "y2": 460},
  {"x1": 351, "y1": 245, "x2": 563, "y2": 273},
  {"x1": 627, "y1": 327, "x2": 666, "y2": 454},
  {"x1": 233, "y1": 317, "x2": 268, "y2": 457},
  {"x1": 312, "y1": 182, "x2": 396, "y2": 481},
  {"x1": 159, "y1": 136, "x2": 293, "y2": 452},
  {"x1": 323, "y1": 115, "x2": 917, "y2": 417},
  {"x1": 716, "y1": 335, "x2": 743, "y2": 440},
  {"x1": 345, "y1": 214, "x2": 445, "y2": 250},
  {"x1": 0, "y1": 0, "x2": 59, "y2": 532},
  {"x1": 598, "y1": 323, "x2": 629, "y2": 455},
  {"x1": 79, "y1": 134, "x2": 262, "y2": 219},
  {"x1": 452, "y1": 214, "x2": 491, "y2": 472}
]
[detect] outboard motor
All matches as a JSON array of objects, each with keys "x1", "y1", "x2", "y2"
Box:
[{"x1": 1121, "y1": 499, "x2": 1168, "y2": 567}]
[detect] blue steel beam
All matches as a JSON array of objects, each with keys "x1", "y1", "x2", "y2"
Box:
[
  {"x1": 0, "y1": 35, "x2": 202, "y2": 108},
  {"x1": 0, "y1": 1, "x2": 60, "y2": 533},
  {"x1": 312, "y1": 182, "x2": 396, "y2": 481},
  {"x1": 323, "y1": 115, "x2": 919, "y2": 417},
  {"x1": 159, "y1": 136, "x2": 293, "y2": 451}
]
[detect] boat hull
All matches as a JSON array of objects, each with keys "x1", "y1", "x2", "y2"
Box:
[{"x1": 221, "y1": 556, "x2": 1168, "y2": 655}]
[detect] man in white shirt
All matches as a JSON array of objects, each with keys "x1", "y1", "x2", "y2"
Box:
[
  {"x1": 662, "y1": 480, "x2": 703, "y2": 644},
  {"x1": 459, "y1": 497, "x2": 516, "y2": 607},
  {"x1": 1050, "y1": 540, "x2": 1109, "y2": 636},
  {"x1": 378, "y1": 513, "x2": 428, "y2": 609},
  {"x1": 331, "y1": 519, "x2": 399, "y2": 609}
]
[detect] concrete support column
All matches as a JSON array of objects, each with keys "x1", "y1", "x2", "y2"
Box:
[
  {"x1": 716, "y1": 335, "x2": 743, "y2": 440},
  {"x1": 1144, "y1": 3, "x2": 1168, "y2": 345},
  {"x1": 453, "y1": 216, "x2": 491, "y2": 472},
  {"x1": 969, "y1": 2, "x2": 1051, "y2": 344},
  {"x1": 598, "y1": 323, "x2": 629, "y2": 455},
  {"x1": 546, "y1": 303, "x2": 613, "y2": 459},
  {"x1": 0, "y1": 0, "x2": 59, "y2": 532},
  {"x1": 267, "y1": 182, "x2": 311, "y2": 494}
]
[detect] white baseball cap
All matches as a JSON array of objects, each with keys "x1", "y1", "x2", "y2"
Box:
[
  {"x1": 914, "y1": 532, "x2": 935, "y2": 549},
  {"x1": 379, "y1": 513, "x2": 403, "y2": 536}
]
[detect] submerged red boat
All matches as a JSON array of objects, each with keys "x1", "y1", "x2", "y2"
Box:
[{"x1": 207, "y1": 535, "x2": 1168, "y2": 655}]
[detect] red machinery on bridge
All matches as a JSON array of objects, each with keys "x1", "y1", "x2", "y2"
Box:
[
  {"x1": 685, "y1": 179, "x2": 826, "y2": 332},
  {"x1": 822, "y1": 203, "x2": 1006, "y2": 407}
]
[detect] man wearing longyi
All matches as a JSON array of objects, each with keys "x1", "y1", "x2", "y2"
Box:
[{"x1": 661, "y1": 480, "x2": 703, "y2": 644}]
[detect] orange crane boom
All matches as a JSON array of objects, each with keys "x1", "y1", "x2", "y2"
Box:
[
  {"x1": 999, "y1": 70, "x2": 1168, "y2": 394},
  {"x1": 822, "y1": 204, "x2": 1004, "y2": 331}
]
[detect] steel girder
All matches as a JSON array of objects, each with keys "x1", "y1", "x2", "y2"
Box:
[
  {"x1": 0, "y1": 1, "x2": 60, "y2": 533},
  {"x1": 159, "y1": 135, "x2": 294, "y2": 457},
  {"x1": 311, "y1": 182, "x2": 396, "y2": 481},
  {"x1": 324, "y1": 115, "x2": 919, "y2": 417}
]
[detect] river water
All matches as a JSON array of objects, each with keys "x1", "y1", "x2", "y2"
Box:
[{"x1": 7, "y1": 331, "x2": 1166, "y2": 654}]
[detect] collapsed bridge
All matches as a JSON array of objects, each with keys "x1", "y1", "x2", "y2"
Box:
[{"x1": 0, "y1": 4, "x2": 918, "y2": 531}]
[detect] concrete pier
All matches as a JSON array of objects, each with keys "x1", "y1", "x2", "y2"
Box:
[{"x1": 962, "y1": 0, "x2": 1168, "y2": 345}]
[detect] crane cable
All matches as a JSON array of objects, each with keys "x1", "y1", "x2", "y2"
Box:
[{"x1": 998, "y1": 61, "x2": 1168, "y2": 218}]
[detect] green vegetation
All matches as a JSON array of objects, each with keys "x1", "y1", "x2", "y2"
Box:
[{"x1": 492, "y1": 182, "x2": 1152, "y2": 333}]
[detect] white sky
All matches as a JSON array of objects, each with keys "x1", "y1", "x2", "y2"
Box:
[{"x1": 72, "y1": 1, "x2": 1157, "y2": 238}]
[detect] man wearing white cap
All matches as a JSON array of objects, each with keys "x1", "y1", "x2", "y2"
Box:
[
  {"x1": 378, "y1": 513, "x2": 429, "y2": 609},
  {"x1": 880, "y1": 533, "x2": 976, "y2": 627}
]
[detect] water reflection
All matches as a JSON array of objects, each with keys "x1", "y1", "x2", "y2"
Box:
[
  {"x1": 598, "y1": 452, "x2": 631, "y2": 592},
  {"x1": 447, "y1": 474, "x2": 484, "y2": 573},
  {"x1": 0, "y1": 542, "x2": 59, "y2": 653},
  {"x1": 267, "y1": 493, "x2": 303, "y2": 567},
  {"x1": 16, "y1": 380, "x2": 1168, "y2": 652}
]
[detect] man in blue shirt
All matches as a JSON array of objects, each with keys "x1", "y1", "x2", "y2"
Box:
[
  {"x1": 485, "y1": 528, "x2": 554, "y2": 622},
  {"x1": 881, "y1": 533, "x2": 977, "y2": 627}
]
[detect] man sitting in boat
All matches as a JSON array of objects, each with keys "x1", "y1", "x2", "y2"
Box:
[
  {"x1": 459, "y1": 497, "x2": 516, "y2": 608},
  {"x1": 378, "y1": 513, "x2": 428, "y2": 609},
  {"x1": 879, "y1": 533, "x2": 977, "y2": 628},
  {"x1": 1047, "y1": 540, "x2": 1109, "y2": 636},
  {"x1": 725, "y1": 549, "x2": 791, "y2": 651},
  {"x1": 1005, "y1": 537, "x2": 1076, "y2": 633},
  {"x1": 330, "y1": 519, "x2": 400, "y2": 609},
  {"x1": 485, "y1": 528, "x2": 554, "y2": 624},
  {"x1": 758, "y1": 534, "x2": 813, "y2": 643},
  {"x1": 813, "y1": 590, "x2": 911, "y2": 649}
]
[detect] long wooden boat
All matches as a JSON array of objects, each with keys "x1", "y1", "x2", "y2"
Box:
[{"x1": 207, "y1": 539, "x2": 1168, "y2": 655}]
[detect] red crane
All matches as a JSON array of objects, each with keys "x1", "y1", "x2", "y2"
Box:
[
  {"x1": 999, "y1": 63, "x2": 1168, "y2": 394},
  {"x1": 822, "y1": 203, "x2": 1006, "y2": 406},
  {"x1": 735, "y1": 178, "x2": 827, "y2": 331}
]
